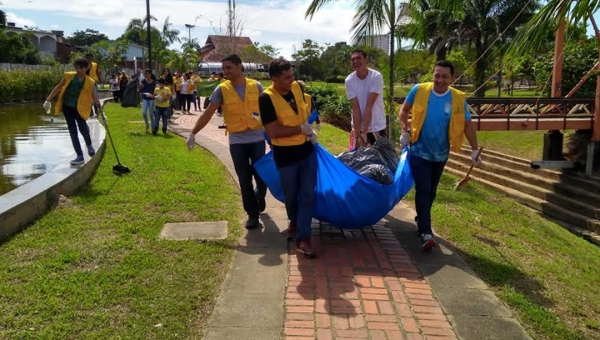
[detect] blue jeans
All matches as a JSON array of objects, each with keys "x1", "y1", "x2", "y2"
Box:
[
  {"x1": 278, "y1": 150, "x2": 317, "y2": 242},
  {"x1": 142, "y1": 99, "x2": 155, "y2": 128},
  {"x1": 230, "y1": 141, "x2": 267, "y2": 218},
  {"x1": 63, "y1": 104, "x2": 92, "y2": 157},
  {"x1": 409, "y1": 154, "x2": 446, "y2": 236},
  {"x1": 153, "y1": 106, "x2": 169, "y2": 133}
]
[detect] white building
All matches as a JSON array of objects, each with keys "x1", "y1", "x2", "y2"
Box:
[
  {"x1": 369, "y1": 34, "x2": 390, "y2": 55},
  {"x1": 4, "y1": 22, "x2": 66, "y2": 58}
]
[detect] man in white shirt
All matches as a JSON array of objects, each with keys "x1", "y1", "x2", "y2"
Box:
[{"x1": 345, "y1": 49, "x2": 386, "y2": 146}]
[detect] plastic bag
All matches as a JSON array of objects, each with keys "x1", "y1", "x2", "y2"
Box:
[{"x1": 336, "y1": 137, "x2": 399, "y2": 184}]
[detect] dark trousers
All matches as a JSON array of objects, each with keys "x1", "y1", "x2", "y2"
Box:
[
  {"x1": 367, "y1": 129, "x2": 387, "y2": 145},
  {"x1": 183, "y1": 94, "x2": 193, "y2": 112},
  {"x1": 63, "y1": 105, "x2": 92, "y2": 157},
  {"x1": 230, "y1": 141, "x2": 267, "y2": 218},
  {"x1": 153, "y1": 106, "x2": 169, "y2": 134},
  {"x1": 409, "y1": 154, "x2": 446, "y2": 236}
]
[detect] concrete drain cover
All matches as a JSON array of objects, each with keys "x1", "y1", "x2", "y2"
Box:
[{"x1": 160, "y1": 221, "x2": 228, "y2": 240}]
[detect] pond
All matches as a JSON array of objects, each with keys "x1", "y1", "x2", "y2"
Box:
[{"x1": 0, "y1": 103, "x2": 75, "y2": 196}]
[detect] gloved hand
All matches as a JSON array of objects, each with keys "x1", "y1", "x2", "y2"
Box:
[
  {"x1": 399, "y1": 132, "x2": 410, "y2": 148},
  {"x1": 43, "y1": 101, "x2": 51, "y2": 114},
  {"x1": 316, "y1": 123, "x2": 321, "y2": 132},
  {"x1": 155, "y1": 95, "x2": 163, "y2": 101},
  {"x1": 171, "y1": 95, "x2": 176, "y2": 101},
  {"x1": 471, "y1": 149, "x2": 483, "y2": 166},
  {"x1": 300, "y1": 123, "x2": 314, "y2": 135},
  {"x1": 186, "y1": 133, "x2": 195, "y2": 151},
  {"x1": 308, "y1": 132, "x2": 318, "y2": 144}
]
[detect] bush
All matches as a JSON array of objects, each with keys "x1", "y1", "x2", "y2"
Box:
[
  {"x1": 0, "y1": 68, "x2": 64, "y2": 103},
  {"x1": 306, "y1": 83, "x2": 352, "y2": 131}
]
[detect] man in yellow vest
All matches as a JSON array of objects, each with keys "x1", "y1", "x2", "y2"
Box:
[
  {"x1": 44, "y1": 57, "x2": 102, "y2": 166},
  {"x1": 399, "y1": 60, "x2": 482, "y2": 251},
  {"x1": 186, "y1": 54, "x2": 267, "y2": 229},
  {"x1": 85, "y1": 53, "x2": 101, "y2": 117},
  {"x1": 260, "y1": 58, "x2": 318, "y2": 258}
]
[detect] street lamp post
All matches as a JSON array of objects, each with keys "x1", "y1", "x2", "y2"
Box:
[
  {"x1": 146, "y1": 0, "x2": 152, "y2": 72},
  {"x1": 185, "y1": 24, "x2": 195, "y2": 42}
]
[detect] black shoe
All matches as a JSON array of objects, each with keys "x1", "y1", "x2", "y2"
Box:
[
  {"x1": 256, "y1": 190, "x2": 266, "y2": 213},
  {"x1": 245, "y1": 216, "x2": 260, "y2": 229}
]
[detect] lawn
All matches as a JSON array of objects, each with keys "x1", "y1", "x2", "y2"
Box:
[
  {"x1": 0, "y1": 104, "x2": 244, "y2": 339},
  {"x1": 318, "y1": 123, "x2": 600, "y2": 340}
]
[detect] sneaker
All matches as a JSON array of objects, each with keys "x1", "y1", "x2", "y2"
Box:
[
  {"x1": 87, "y1": 145, "x2": 95, "y2": 157},
  {"x1": 421, "y1": 234, "x2": 437, "y2": 251},
  {"x1": 70, "y1": 155, "x2": 84, "y2": 165},
  {"x1": 295, "y1": 238, "x2": 315, "y2": 258},
  {"x1": 286, "y1": 221, "x2": 296, "y2": 241},
  {"x1": 245, "y1": 216, "x2": 260, "y2": 229}
]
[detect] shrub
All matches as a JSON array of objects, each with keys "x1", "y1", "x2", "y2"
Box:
[
  {"x1": 306, "y1": 83, "x2": 352, "y2": 131},
  {"x1": 0, "y1": 68, "x2": 64, "y2": 103}
]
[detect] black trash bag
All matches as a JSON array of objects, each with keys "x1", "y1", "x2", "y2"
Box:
[
  {"x1": 336, "y1": 137, "x2": 399, "y2": 184},
  {"x1": 121, "y1": 79, "x2": 140, "y2": 108}
]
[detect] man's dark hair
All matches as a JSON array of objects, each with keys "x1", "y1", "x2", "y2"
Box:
[
  {"x1": 351, "y1": 49, "x2": 367, "y2": 58},
  {"x1": 268, "y1": 58, "x2": 292, "y2": 77},
  {"x1": 434, "y1": 60, "x2": 455, "y2": 76},
  {"x1": 222, "y1": 54, "x2": 242, "y2": 65},
  {"x1": 73, "y1": 57, "x2": 89, "y2": 69},
  {"x1": 85, "y1": 53, "x2": 94, "y2": 58}
]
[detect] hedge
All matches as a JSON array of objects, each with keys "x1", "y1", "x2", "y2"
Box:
[
  {"x1": 0, "y1": 68, "x2": 64, "y2": 103},
  {"x1": 306, "y1": 83, "x2": 352, "y2": 131}
]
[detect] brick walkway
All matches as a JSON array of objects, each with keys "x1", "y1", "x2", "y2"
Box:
[
  {"x1": 285, "y1": 223, "x2": 457, "y2": 340},
  {"x1": 173, "y1": 112, "x2": 458, "y2": 340}
]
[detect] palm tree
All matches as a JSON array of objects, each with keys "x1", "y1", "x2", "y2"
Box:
[
  {"x1": 305, "y1": 0, "x2": 410, "y2": 142},
  {"x1": 161, "y1": 16, "x2": 181, "y2": 47}
]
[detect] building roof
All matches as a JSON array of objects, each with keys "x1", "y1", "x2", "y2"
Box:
[{"x1": 200, "y1": 35, "x2": 254, "y2": 62}]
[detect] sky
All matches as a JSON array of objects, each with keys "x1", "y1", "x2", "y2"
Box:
[
  {"x1": 0, "y1": 0, "x2": 359, "y2": 59},
  {"x1": 1, "y1": 0, "x2": 600, "y2": 60}
]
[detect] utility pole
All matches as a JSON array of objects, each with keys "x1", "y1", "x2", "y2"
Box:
[
  {"x1": 185, "y1": 24, "x2": 195, "y2": 42},
  {"x1": 146, "y1": 0, "x2": 152, "y2": 72}
]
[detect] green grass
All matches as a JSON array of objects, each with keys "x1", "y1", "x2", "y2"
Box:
[
  {"x1": 475, "y1": 131, "x2": 546, "y2": 160},
  {"x1": 319, "y1": 123, "x2": 600, "y2": 340},
  {"x1": 0, "y1": 104, "x2": 244, "y2": 339}
]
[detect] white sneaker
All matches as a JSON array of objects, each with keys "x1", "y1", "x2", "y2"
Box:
[{"x1": 421, "y1": 234, "x2": 437, "y2": 251}]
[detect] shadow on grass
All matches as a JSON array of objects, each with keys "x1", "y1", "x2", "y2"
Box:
[{"x1": 384, "y1": 212, "x2": 555, "y2": 310}]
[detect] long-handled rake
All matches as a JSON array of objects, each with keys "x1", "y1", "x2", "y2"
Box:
[{"x1": 99, "y1": 105, "x2": 131, "y2": 175}]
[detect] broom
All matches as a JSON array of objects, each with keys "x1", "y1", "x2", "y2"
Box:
[{"x1": 454, "y1": 147, "x2": 483, "y2": 191}]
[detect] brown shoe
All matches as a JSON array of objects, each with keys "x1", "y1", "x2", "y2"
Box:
[
  {"x1": 295, "y1": 238, "x2": 315, "y2": 258},
  {"x1": 286, "y1": 221, "x2": 296, "y2": 241}
]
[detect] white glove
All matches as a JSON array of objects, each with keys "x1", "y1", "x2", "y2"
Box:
[
  {"x1": 316, "y1": 123, "x2": 321, "y2": 132},
  {"x1": 471, "y1": 149, "x2": 483, "y2": 166},
  {"x1": 155, "y1": 95, "x2": 163, "y2": 101},
  {"x1": 308, "y1": 132, "x2": 318, "y2": 144},
  {"x1": 399, "y1": 132, "x2": 410, "y2": 148},
  {"x1": 43, "y1": 101, "x2": 51, "y2": 114},
  {"x1": 171, "y1": 95, "x2": 176, "y2": 100},
  {"x1": 186, "y1": 133, "x2": 196, "y2": 151},
  {"x1": 300, "y1": 123, "x2": 314, "y2": 135}
]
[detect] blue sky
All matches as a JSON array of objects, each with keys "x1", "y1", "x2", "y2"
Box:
[
  {"x1": 1, "y1": 0, "x2": 357, "y2": 59},
  {"x1": 2, "y1": 0, "x2": 600, "y2": 59}
]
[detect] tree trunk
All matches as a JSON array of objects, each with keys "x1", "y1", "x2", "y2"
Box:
[
  {"x1": 388, "y1": 0, "x2": 396, "y2": 144},
  {"x1": 436, "y1": 47, "x2": 446, "y2": 61}
]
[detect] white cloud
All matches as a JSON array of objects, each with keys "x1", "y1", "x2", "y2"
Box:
[
  {"x1": 2, "y1": 0, "x2": 357, "y2": 58},
  {"x1": 5, "y1": 12, "x2": 36, "y2": 28}
]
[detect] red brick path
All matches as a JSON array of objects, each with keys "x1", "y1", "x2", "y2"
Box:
[{"x1": 285, "y1": 223, "x2": 457, "y2": 340}]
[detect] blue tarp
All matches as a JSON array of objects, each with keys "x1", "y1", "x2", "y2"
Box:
[{"x1": 254, "y1": 144, "x2": 414, "y2": 229}]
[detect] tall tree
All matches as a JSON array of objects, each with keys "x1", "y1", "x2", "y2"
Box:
[
  {"x1": 292, "y1": 39, "x2": 324, "y2": 80},
  {"x1": 66, "y1": 29, "x2": 109, "y2": 47},
  {"x1": 306, "y1": 0, "x2": 410, "y2": 142}
]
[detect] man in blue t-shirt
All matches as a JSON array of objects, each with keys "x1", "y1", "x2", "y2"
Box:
[{"x1": 399, "y1": 60, "x2": 482, "y2": 251}]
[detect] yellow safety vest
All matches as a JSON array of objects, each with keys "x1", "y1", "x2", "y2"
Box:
[
  {"x1": 89, "y1": 62, "x2": 99, "y2": 82},
  {"x1": 263, "y1": 81, "x2": 308, "y2": 146},
  {"x1": 220, "y1": 79, "x2": 262, "y2": 133},
  {"x1": 304, "y1": 93, "x2": 312, "y2": 114},
  {"x1": 55, "y1": 72, "x2": 95, "y2": 120},
  {"x1": 410, "y1": 82, "x2": 466, "y2": 152}
]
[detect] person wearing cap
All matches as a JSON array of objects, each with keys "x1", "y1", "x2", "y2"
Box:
[{"x1": 186, "y1": 54, "x2": 267, "y2": 230}]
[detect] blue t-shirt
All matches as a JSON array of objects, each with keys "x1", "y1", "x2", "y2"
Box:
[
  {"x1": 140, "y1": 79, "x2": 156, "y2": 100},
  {"x1": 406, "y1": 84, "x2": 471, "y2": 162},
  {"x1": 209, "y1": 81, "x2": 265, "y2": 145}
]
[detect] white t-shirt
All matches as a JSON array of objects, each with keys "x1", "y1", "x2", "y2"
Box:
[
  {"x1": 345, "y1": 68, "x2": 386, "y2": 133},
  {"x1": 181, "y1": 80, "x2": 194, "y2": 94}
]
